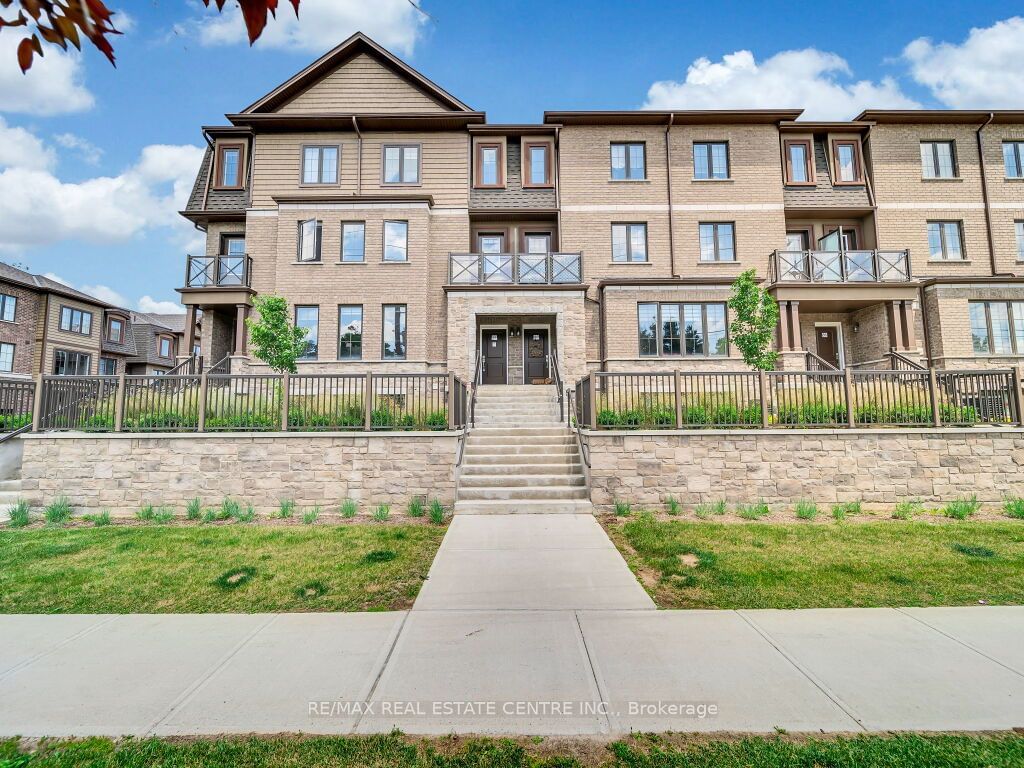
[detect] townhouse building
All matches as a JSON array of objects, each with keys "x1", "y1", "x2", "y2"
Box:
[
  {"x1": 178, "y1": 33, "x2": 1024, "y2": 385},
  {"x1": 125, "y1": 312, "x2": 198, "y2": 374}
]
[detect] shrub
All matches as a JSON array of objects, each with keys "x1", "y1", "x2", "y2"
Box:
[
  {"x1": 276, "y1": 499, "x2": 295, "y2": 519},
  {"x1": 220, "y1": 498, "x2": 241, "y2": 520},
  {"x1": 711, "y1": 500, "x2": 728, "y2": 516},
  {"x1": 941, "y1": 404, "x2": 979, "y2": 424},
  {"x1": 8, "y1": 499, "x2": 30, "y2": 527},
  {"x1": 152, "y1": 507, "x2": 175, "y2": 524},
  {"x1": 795, "y1": 500, "x2": 818, "y2": 521},
  {"x1": 340, "y1": 499, "x2": 358, "y2": 518},
  {"x1": 407, "y1": 498, "x2": 425, "y2": 517},
  {"x1": 597, "y1": 409, "x2": 619, "y2": 427},
  {"x1": 302, "y1": 506, "x2": 320, "y2": 525},
  {"x1": 614, "y1": 500, "x2": 632, "y2": 516},
  {"x1": 694, "y1": 502, "x2": 713, "y2": 519},
  {"x1": 665, "y1": 496, "x2": 681, "y2": 515},
  {"x1": 84, "y1": 510, "x2": 111, "y2": 527},
  {"x1": 425, "y1": 410, "x2": 448, "y2": 429},
  {"x1": 831, "y1": 501, "x2": 861, "y2": 521},
  {"x1": 372, "y1": 504, "x2": 390, "y2": 522},
  {"x1": 428, "y1": 498, "x2": 445, "y2": 525},
  {"x1": 709, "y1": 403, "x2": 739, "y2": 425},
  {"x1": 1003, "y1": 497, "x2": 1024, "y2": 520},
  {"x1": 944, "y1": 495, "x2": 980, "y2": 520},
  {"x1": 682, "y1": 405, "x2": 709, "y2": 425},
  {"x1": 893, "y1": 500, "x2": 922, "y2": 520},
  {"x1": 737, "y1": 501, "x2": 770, "y2": 520},
  {"x1": 44, "y1": 496, "x2": 72, "y2": 525},
  {"x1": 136, "y1": 505, "x2": 155, "y2": 522},
  {"x1": 234, "y1": 504, "x2": 256, "y2": 523},
  {"x1": 186, "y1": 498, "x2": 202, "y2": 520}
]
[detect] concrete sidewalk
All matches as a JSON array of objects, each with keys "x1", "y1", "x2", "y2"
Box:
[{"x1": 2, "y1": 607, "x2": 1023, "y2": 737}]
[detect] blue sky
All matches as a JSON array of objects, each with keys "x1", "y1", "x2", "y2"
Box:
[{"x1": 0, "y1": 0, "x2": 1021, "y2": 313}]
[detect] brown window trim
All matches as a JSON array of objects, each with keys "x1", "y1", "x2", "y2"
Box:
[
  {"x1": 0, "y1": 342, "x2": 14, "y2": 373},
  {"x1": 927, "y1": 220, "x2": 966, "y2": 261},
  {"x1": 637, "y1": 301, "x2": 730, "y2": 358},
  {"x1": 610, "y1": 141, "x2": 647, "y2": 181},
  {"x1": 381, "y1": 304, "x2": 408, "y2": 360},
  {"x1": 299, "y1": 144, "x2": 341, "y2": 186},
  {"x1": 472, "y1": 228, "x2": 509, "y2": 253},
  {"x1": 156, "y1": 334, "x2": 175, "y2": 360},
  {"x1": 830, "y1": 139, "x2": 864, "y2": 185},
  {"x1": 213, "y1": 141, "x2": 245, "y2": 190},
  {"x1": 921, "y1": 140, "x2": 959, "y2": 180},
  {"x1": 821, "y1": 223, "x2": 863, "y2": 251},
  {"x1": 611, "y1": 222, "x2": 649, "y2": 263},
  {"x1": 520, "y1": 230, "x2": 555, "y2": 254},
  {"x1": 105, "y1": 314, "x2": 126, "y2": 344},
  {"x1": 970, "y1": 300, "x2": 1024, "y2": 356},
  {"x1": 692, "y1": 141, "x2": 731, "y2": 180},
  {"x1": 220, "y1": 233, "x2": 246, "y2": 255},
  {"x1": 698, "y1": 221, "x2": 737, "y2": 262},
  {"x1": 522, "y1": 140, "x2": 554, "y2": 188},
  {"x1": 58, "y1": 305, "x2": 93, "y2": 336},
  {"x1": 783, "y1": 139, "x2": 815, "y2": 186},
  {"x1": 473, "y1": 141, "x2": 505, "y2": 188},
  {"x1": 382, "y1": 220, "x2": 409, "y2": 262},
  {"x1": 381, "y1": 143, "x2": 422, "y2": 186}
]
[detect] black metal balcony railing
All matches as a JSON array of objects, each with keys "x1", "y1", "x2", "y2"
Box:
[
  {"x1": 185, "y1": 254, "x2": 252, "y2": 289},
  {"x1": 448, "y1": 252, "x2": 583, "y2": 285},
  {"x1": 769, "y1": 250, "x2": 911, "y2": 284}
]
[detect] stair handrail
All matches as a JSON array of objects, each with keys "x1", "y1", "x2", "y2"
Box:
[
  {"x1": 566, "y1": 387, "x2": 591, "y2": 468},
  {"x1": 470, "y1": 348, "x2": 483, "y2": 427},
  {"x1": 547, "y1": 352, "x2": 564, "y2": 423},
  {"x1": 805, "y1": 350, "x2": 840, "y2": 372},
  {"x1": 886, "y1": 350, "x2": 926, "y2": 371},
  {"x1": 0, "y1": 422, "x2": 32, "y2": 444}
]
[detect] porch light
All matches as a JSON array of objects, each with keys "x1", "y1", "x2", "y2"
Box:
[
  {"x1": 510, "y1": 325, "x2": 521, "y2": 338},
  {"x1": 853, "y1": 322, "x2": 860, "y2": 333}
]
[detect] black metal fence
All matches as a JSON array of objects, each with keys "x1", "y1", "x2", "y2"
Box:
[{"x1": 0, "y1": 378, "x2": 35, "y2": 432}]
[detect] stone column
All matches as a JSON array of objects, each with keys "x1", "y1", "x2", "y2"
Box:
[
  {"x1": 789, "y1": 301, "x2": 802, "y2": 350},
  {"x1": 234, "y1": 304, "x2": 248, "y2": 355},
  {"x1": 184, "y1": 305, "x2": 198, "y2": 359},
  {"x1": 900, "y1": 300, "x2": 916, "y2": 350},
  {"x1": 778, "y1": 300, "x2": 791, "y2": 351}
]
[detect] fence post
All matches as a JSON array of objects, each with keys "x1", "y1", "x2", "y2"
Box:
[
  {"x1": 31, "y1": 374, "x2": 43, "y2": 432},
  {"x1": 113, "y1": 368, "x2": 127, "y2": 432},
  {"x1": 843, "y1": 367, "x2": 855, "y2": 427},
  {"x1": 280, "y1": 371, "x2": 290, "y2": 432},
  {"x1": 364, "y1": 373, "x2": 373, "y2": 431},
  {"x1": 928, "y1": 367, "x2": 941, "y2": 427},
  {"x1": 1012, "y1": 365, "x2": 1024, "y2": 426},
  {"x1": 673, "y1": 369, "x2": 682, "y2": 429},
  {"x1": 197, "y1": 370, "x2": 208, "y2": 433},
  {"x1": 447, "y1": 372, "x2": 456, "y2": 430},
  {"x1": 588, "y1": 374, "x2": 597, "y2": 429},
  {"x1": 758, "y1": 369, "x2": 769, "y2": 428}
]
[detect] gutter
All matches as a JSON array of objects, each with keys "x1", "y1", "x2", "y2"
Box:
[
  {"x1": 862, "y1": 126, "x2": 881, "y2": 247},
  {"x1": 351, "y1": 116, "x2": 363, "y2": 195},
  {"x1": 664, "y1": 114, "x2": 677, "y2": 278},
  {"x1": 917, "y1": 284, "x2": 933, "y2": 366},
  {"x1": 976, "y1": 112, "x2": 1003, "y2": 276}
]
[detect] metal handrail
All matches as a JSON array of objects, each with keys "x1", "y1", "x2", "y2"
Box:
[
  {"x1": 0, "y1": 422, "x2": 32, "y2": 444},
  {"x1": 470, "y1": 349, "x2": 483, "y2": 427},
  {"x1": 887, "y1": 350, "x2": 926, "y2": 371},
  {"x1": 566, "y1": 388, "x2": 590, "y2": 468},
  {"x1": 547, "y1": 352, "x2": 564, "y2": 423},
  {"x1": 166, "y1": 354, "x2": 203, "y2": 377},
  {"x1": 769, "y1": 249, "x2": 911, "y2": 284},
  {"x1": 185, "y1": 254, "x2": 253, "y2": 288},
  {"x1": 805, "y1": 350, "x2": 840, "y2": 371},
  {"x1": 447, "y1": 252, "x2": 583, "y2": 285},
  {"x1": 207, "y1": 354, "x2": 231, "y2": 375}
]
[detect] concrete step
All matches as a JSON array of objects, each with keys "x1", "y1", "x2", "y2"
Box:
[
  {"x1": 460, "y1": 462, "x2": 583, "y2": 476},
  {"x1": 474, "y1": 408, "x2": 560, "y2": 418},
  {"x1": 459, "y1": 473, "x2": 586, "y2": 488},
  {"x1": 475, "y1": 420, "x2": 564, "y2": 428},
  {"x1": 454, "y1": 499, "x2": 594, "y2": 515},
  {"x1": 464, "y1": 445, "x2": 579, "y2": 457},
  {"x1": 470, "y1": 427, "x2": 570, "y2": 437},
  {"x1": 457, "y1": 485, "x2": 589, "y2": 501},
  {"x1": 463, "y1": 453, "x2": 581, "y2": 467},
  {"x1": 467, "y1": 435, "x2": 575, "y2": 447}
]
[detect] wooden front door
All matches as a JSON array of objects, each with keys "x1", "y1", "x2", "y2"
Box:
[
  {"x1": 482, "y1": 329, "x2": 507, "y2": 384},
  {"x1": 816, "y1": 326, "x2": 841, "y2": 369},
  {"x1": 524, "y1": 328, "x2": 550, "y2": 383}
]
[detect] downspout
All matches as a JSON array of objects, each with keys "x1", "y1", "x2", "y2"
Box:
[
  {"x1": 351, "y1": 116, "x2": 362, "y2": 195},
  {"x1": 862, "y1": 127, "x2": 881, "y2": 247},
  {"x1": 39, "y1": 294, "x2": 50, "y2": 375},
  {"x1": 554, "y1": 125, "x2": 562, "y2": 250},
  {"x1": 975, "y1": 112, "x2": 1001, "y2": 275},
  {"x1": 664, "y1": 114, "x2": 677, "y2": 278},
  {"x1": 201, "y1": 130, "x2": 214, "y2": 210},
  {"x1": 918, "y1": 284, "x2": 933, "y2": 366}
]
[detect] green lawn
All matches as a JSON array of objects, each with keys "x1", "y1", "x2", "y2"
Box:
[
  {"x1": 607, "y1": 515, "x2": 1024, "y2": 609},
  {"x1": 0, "y1": 524, "x2": 445, "y2": 613},
  {"x1": 3, "y1": 734, "x2": 1023, "y2": 767}
]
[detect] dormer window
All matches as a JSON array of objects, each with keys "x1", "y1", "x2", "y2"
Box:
[
  {"x1": 832, "y1": 140, "x2": 863, "y2": 184},
  {"x1": 215, "y1": 143, "x2": 244, "y2": 189},
  {"x1": 107, "y1": 316, "x2": 124, "y2": 344},
  {"x1": 784, "y1": 139, "x2": 814, "y2": 185},
  {"x1": 475, "y1": 142, "x2": 504, "y2": 188},
  {"x1": 523, "y1": 141, "x2": 553, "y2": 187}
]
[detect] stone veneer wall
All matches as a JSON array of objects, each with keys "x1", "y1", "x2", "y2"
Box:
[
  {"x1": 21, "y1": 432, "x2": 458, "y2": 515},
  {"x1": 586, "y1": 428, "x2": 1024, "y2": 510}
]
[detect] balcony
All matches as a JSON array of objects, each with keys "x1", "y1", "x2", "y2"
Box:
[
  {"x1": 448, "y1": 252, "x2": 583, "y2": 285},
  {"x1": 769, "y1": 250, "x2": 911, "y2": 284},
  {"x1": 185, "y1": 255, "x2": 253, "y2": 289}
]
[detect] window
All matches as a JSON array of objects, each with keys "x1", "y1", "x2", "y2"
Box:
[
  {"x1": 59, "y1": 306, "x2": 92, "y2": 335},
  {"x1": 610, "y1": 142, "x2": 645, "y2": 180},
  {"x1": 383, "y1": 145, "x2": 419, "y2": 184},
  {"x1": 301, "y1": 145, "x2": 339, "y2": 185},
  {"x1": 297, "y1": 219, "x2": 322, "y2": 262},
  {"x1": 53, "y1": 349, "x2": 90, "y2": 376},
  {"x1": 99, "y1": 357, "x2": 117, "y2": 376},
  {"x1": 0, "y1": 293, "x2": 16, "y2": 322},
  {"x1": 0, "y1": 343, "x2": 13, "y2": 373},
  {"x1": 295, "y1": 306, "x2": 319, "y2": 360},
  {"x1": 611, "y1": 223, "x2": 648, "y2": 263},
  {"x1": 784, "y1": 140, "x2": 813, "y2": 184},
  {"x1": 970, "y1": 301, "x2": 1024, "y2": 355},
  {"x1": 107, "y1": 317, "x2": 124, "y2": 344},
  {"x1": 157, "y1": 336, "x2": 173, "y2": 359},
  {"x1": 216, "y1": 144, "x2": 243, "y2": 188},
  {"x1": 1005, "y1": 142, "x2": 1024, "y2": 179},
  {"x1": 927, "y1": 221, "x2": 964, "y2": 260},
  {"x1": 475, "y1": 143, "x2": 503, "y2": 187},
  {"x1": 341, "y1": 222, "x2": 365, "y2": 262},
  {"x1": 383, "y1": 220, "x2": 408, "y2": 262},
  {"x1": 693, "y1": 142, "x2": 729, "y2": 180},
  {"x1": 338, "y1": 305, "x2": 363, "y2": 360},
  {"x1": 1017, "y1": 221, "x2": 1024, "y2": 262},
  {"x1": 833, "y1": 140, "x2": 862, "y2": 183},
  {"x1": 222, "y1": 235, "x2": 246, "y2": 256},
  {"x1": 638, "y1": 302, "x2": 727, "y2": 358},
  {"x1": 523, "y1": 232, "x2": 551, "y2": 254},
  {"x1": 921, "y1": 141, "x2": 957, "y2": 179},
  {"x1": 382, "y1": 304, "x2": 407, "y2": 359},
  {"x1": 699, "y1": 222, "x2": 735, "y2": 262},
  {"x1": 524, "y1": 142, "x2": 552, "y2": 187}
]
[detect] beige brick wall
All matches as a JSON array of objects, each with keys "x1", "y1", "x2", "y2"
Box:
[
  {"x1": 923, "y1": 282, "x2": 1024, "y2": 368},
  {"x1": 587, "y1": 429, "x2": 1024, "y2": 510},
  {"x1": 21, "y1": 432, "x2": 458, "y2": 515}
]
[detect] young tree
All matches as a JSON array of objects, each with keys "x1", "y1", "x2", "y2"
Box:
[
  {"x1": 727, "y1": 268, "x2": 779, "y2": 371},
  {"x1": 246, "y1": 295, "x2": 307, "y2": 374}
]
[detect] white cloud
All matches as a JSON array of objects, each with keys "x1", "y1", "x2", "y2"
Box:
[
  {"x1": 644, "y1": 48, "x2": 919, "y2": 120},
  {"x1": 903, "y1": 17, "x2": 1024, "y2": 108},
  {"x1": 187, "y1": 0, "x2": 427, "y2": 56},
  {"x1": 53, "y1": 133, "x2": 104, "y2": 165},
  {"x1": 0, "y1": 117, "x2": 55, "y2": 171},
  {"x1": 138, "y1": 296, "x2": 185, "y2": 315},
  {"x1": 0, "y1": 33, "x2": 94, "y2": 116},
  {"x1": 42, "y1": 273, "x2": 182, "y2": 315}
]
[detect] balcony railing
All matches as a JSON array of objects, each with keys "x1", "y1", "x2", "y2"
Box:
[
  {"x1": 769, "y1": 250, "x2": 911, "y2": 284},
  {"x1": 448, "y1": 252, "x2": 583, "y2": 285},
  {"x1": 185, "y1": 254, "x2": 253, "y2": 289}
]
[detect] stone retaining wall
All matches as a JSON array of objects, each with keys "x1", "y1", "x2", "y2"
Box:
[
  {"x1": 585, "y1": 428, "x2": 1024, "y2": 510},
  {"x1": 21, "y1": 432, "x2": 458, "y2": 515}
]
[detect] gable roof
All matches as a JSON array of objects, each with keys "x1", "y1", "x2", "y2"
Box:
[
  {"x1": 240, "y1": 32, "x2": 474, "y2": 115},
  {"x1": 0, "y1": 261, "x2": 116, "y2": 308}
]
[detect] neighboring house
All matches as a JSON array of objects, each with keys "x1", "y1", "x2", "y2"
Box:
[
  {"x1": 125, "y1": 312, "x2": 198, "y2": 374},
  {"x1": 176, "y1": 32, "x2": 1024, "y2": 382},
  {"x1": 0, "y1": 262, "x2": 135, "y2": 377}
]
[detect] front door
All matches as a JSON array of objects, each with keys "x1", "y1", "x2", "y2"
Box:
[
  {"x1": 481, "y1": 329, "x2": 507, "y2": 384},
  {"x1": 524, "y1": 328, "x2": 550, "y2": 383},
  {"x1": 816, "y1": 326, "x2": 841, "y2": 369}
]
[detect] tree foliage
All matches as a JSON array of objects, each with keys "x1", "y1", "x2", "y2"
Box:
[
  {"x1": 246, "y1": 295, "x2": 307, "y2": 374},
  {"x1": 1, "y1": 0, "x2": 300, "y2": 72},
  {"x1": 727, "y1": 268, "x2": 779, "y2": 371}
]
